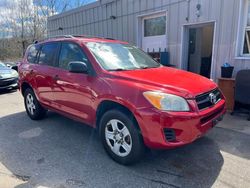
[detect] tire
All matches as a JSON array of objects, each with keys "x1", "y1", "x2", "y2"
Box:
[
  {"x1": 99, "y1": 109, "x2": 145, "y2": 165},
  {"x1": 24, "y1": 88, "x2": 47, "y2": 120}
]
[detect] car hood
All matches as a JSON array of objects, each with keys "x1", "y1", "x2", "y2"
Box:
[
  {"x1": 108, "y1": 67, "x2": 217, "y2": 98},
  {"x1": 0, "y1": 67, "x2": 17, "y2": 79}
]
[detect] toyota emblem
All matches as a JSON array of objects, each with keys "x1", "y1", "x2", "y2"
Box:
[{"x1": 209, "y1": 93, "x2": 217, "y2": 104}]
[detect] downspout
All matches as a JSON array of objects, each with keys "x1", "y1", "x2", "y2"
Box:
[{"x1": 186, "y1": 0, "x2": 191, "y2": 22}]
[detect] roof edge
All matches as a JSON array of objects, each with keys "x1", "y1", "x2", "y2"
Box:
[{"x1": 48, "y1": 0, "x2": 101, "y2": 20}]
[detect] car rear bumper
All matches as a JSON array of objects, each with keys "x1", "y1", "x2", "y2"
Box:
[
  {"x1": 0, "y1": 77, "x2": 18, "y2": 89},
  {"x1": 135, "y1": 99, "x2": 226, "y2": 149}
]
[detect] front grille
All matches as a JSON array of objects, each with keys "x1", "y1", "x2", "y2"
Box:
[
  {"x1": 200, "y1": 104, "x2": 224, "y2": 124},
  {"x1": 0, "y1": 78, "x2": 18, "y2": 87},
  {"x1": 164, "y1": 129, "x2": 176, "y2": 142},
  {"x1": 195, "y1": 88, "x2": 221, "y2": 110}
]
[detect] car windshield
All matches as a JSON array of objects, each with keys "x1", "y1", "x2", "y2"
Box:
[
  {"x1": 0, "y1": 63, "x2": 6, "y2": 68},
  {"x1": 86, "y1": 42, "x2": 160, "y2": 71}
]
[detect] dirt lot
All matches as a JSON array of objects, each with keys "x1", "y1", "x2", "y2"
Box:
[{"x1": 0, "y1": 90, "x2": 250, "y2": 188}]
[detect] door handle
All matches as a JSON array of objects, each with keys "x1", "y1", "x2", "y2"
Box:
[{"x1": 53, "y1": 75, "x2": 60, "y2": 81}]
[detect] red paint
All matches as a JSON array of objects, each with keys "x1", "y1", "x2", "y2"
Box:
[{"x1": 19, "y1": 37, "x2": 226, "y2": 149}]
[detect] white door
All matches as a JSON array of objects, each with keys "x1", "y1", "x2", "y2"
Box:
[{"x1": 142, "y1": 13, "x2": 167, "y2": 52}]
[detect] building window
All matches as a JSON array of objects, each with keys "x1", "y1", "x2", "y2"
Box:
[{"x1": 144, "y1": 16, "x2": 166, "y2": 37}]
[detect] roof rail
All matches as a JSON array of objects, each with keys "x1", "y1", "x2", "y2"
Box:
[
  {"x1": 33, "y1": 35, "x2": 116, "y2": 44},
  {"x1": 33, "y1": 35, "x2": 74, "y2": 44},
  {"x1": 72, "y1": 35, "x2": 116, "y2": 40},
  {"x1": 51, "y1": 35, "x2": 74, "y2": 39},
  {"x1": 72, "y1": 35, "x2": 102, "y2": 39},
  {"x1": 104, "y1": 37, "x2": 115, "y2": 40}
]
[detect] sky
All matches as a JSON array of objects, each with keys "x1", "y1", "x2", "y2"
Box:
[{"x1": 0, "y1": 0, "x2": 97, "y2": 38}]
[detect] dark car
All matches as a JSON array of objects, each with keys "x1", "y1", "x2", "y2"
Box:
[{"x1": 0, "y1": 62, "x2": 18, "y2": 90}]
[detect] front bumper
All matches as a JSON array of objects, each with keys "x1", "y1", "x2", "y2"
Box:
[
  {"x1": 135, "y1": 99, "x2": 226, "y2": 149},
  {"x1": 0, "y1": 77, "x2": 18, "y2": 90}
]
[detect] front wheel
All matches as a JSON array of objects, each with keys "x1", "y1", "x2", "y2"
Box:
[{"x1": 100, "y1": 110, "x2": 144, "y2": 165}]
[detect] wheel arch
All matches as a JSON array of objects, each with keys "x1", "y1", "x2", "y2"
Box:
[
  {"x1": 21, "y1": 82, "x2": 33, "y2": 96},
  {"x1": 96, "y1": 100, "x2": 141, "y2": 132}
]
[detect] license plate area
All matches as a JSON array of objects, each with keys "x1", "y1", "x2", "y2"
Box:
[{"x1": 212, "y1": 115, "x2": 224, "y2": 127}]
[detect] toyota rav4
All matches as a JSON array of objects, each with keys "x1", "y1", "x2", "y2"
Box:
[{"x1": 19, "y1": 35, "x2": 226, "y2": 165}]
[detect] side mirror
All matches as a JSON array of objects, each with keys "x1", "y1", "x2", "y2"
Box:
[{"x1": 68, "y1": 61, "x2": 88, "y2": 74}]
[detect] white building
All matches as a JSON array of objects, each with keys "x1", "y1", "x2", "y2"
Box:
[{"x1": 48, "y1": 0, "x2": 250, "y2": 80}]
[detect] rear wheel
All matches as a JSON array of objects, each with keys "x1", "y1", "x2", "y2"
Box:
[
  {"x1": 24, "y1": 88, "x2": 47, "y2": 120},
  {"x1": 100, "y1": 110, "x2": 144, "y2": 165}
]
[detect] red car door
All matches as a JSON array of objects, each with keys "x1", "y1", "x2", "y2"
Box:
[
  {"x1": 35, "y1": 42, "x2": 60, "y2": 106},
  {"x1": 52, "y1": 41, "x2": 97, "y2": 124}
]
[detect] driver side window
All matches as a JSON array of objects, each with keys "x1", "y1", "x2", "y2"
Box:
[{"x1": 58, "y1": 42, "x2": 88, "y2": 70}]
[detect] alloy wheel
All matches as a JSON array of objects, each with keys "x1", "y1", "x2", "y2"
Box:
[
  {"x1": 105, "y1": 119, "x2": 132, "y2": 157},
  {"x1": 26, "y1": 93, "x2": 36, "y2": 115}
]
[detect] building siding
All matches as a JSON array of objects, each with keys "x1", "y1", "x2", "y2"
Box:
[{"x1": 48, "y1": 0, "x2": 250, "y2": 79}]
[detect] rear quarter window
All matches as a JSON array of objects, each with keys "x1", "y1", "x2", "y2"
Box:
[{"x1": 27, "y1": 45, "x2": 40, "y2": 64}]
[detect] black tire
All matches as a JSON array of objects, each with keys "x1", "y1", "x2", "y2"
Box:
[
  {"x1": 99, "y1": 109, "x2": 145, "y2": 165},
  {"x1": 24, "y1": 88, "x2": 47, "y2": 120}
]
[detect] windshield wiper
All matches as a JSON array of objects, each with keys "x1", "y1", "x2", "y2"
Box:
[
  {"x1": 108, "y1": 68, "x2": 128, "y2": 71},
  {"x1": 140, "y1": 66, "x2": 150, "y2": 69},
  {"x1": 140, "y1": 66, "x2": 159, "y2": 69},
  {"x1": 109, "y1": 66, "x2": 158, "y2": 71}
]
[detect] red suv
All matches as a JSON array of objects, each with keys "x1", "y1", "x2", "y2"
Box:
[{"x1": 19, "y1": 35, "x2": 226, "y2": 165}]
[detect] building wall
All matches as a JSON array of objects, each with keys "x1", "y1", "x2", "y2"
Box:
[{"x1": 48, "y1": 0, "x2": 250, "y2": 79}]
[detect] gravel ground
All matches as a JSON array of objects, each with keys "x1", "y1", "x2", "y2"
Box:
[{"x1": 0, "y1": 90, "x2": 249, "y2": 188}]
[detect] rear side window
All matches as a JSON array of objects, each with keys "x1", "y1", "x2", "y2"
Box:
[
  {"x1": 38, "y1": 43, "x2": 59, "y2": 66},
  {"x1": 58, "y1": 42, "x2": 88, "y2": 70},
  {"x1": 27, "y1": 45, "x2": 39, "y2": 64}
]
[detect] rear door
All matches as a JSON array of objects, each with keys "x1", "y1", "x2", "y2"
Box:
[
  {"x1": 22, "y1": 44, "x2": 41, "y2": 91},
  {"x1": 52, "y1": 41, "x2": 96, "y2": 123},
  {"x1": 35, "y1": 42, "x2": 60, "y2": 106}
]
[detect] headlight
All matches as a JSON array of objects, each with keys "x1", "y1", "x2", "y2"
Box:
[
  {"x1": 143, "y1": 91, "x2": 190, "y2": 112},
  {"x1": 11, "y1": 70, "x2": 18, "y2": 77}
]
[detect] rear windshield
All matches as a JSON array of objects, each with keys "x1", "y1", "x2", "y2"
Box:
[{"x1": 86, "y1": 42, "x2": 160, "y2": 71}]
